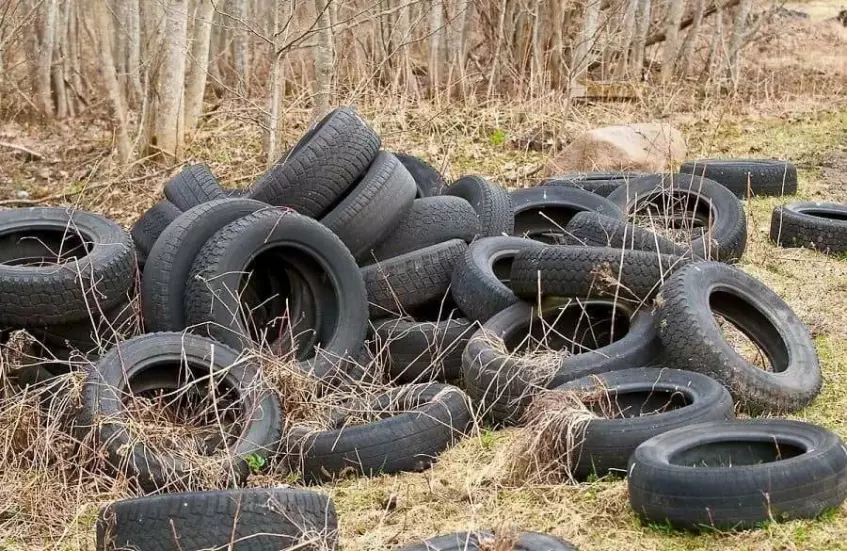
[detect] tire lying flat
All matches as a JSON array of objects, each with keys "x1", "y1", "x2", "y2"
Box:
[
  {"x1": 96, "y1": 488, "x2": 338, "y2": 551},
  {"x1": 628, "y1": 420, "x2": 847, "y2": 531},
  {"x1": 395, "y1": 531, "x2": 578, "y2": 551},
  {"x1": 564, "y1": 211, "x2": 699, "y2": 258},
  {"x1": 656, "y1": 261, "x2": 821, "y2": 414},
  {"x1": 679, "y1": 159, "x2": 797, "y2": 198},
  {"x1": 511, "y1": 186, "x2": 623, "y2": 244},
  {"x1": 770, "y1": 201, "x2": 847, "y2": 254},
  {"x1": 544, "y1": 171, "x2": 647, "y2": 197}
]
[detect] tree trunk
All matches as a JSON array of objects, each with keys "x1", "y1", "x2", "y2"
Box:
[
  {"x1": 93, "y1": 0, "x2": 131, "y2": 164},
  {"x1": 51, "y1": 0, "x2": 67, "y2": 119},
  {"x1": 616, "y1": 0, "x2": 639, "y2": 78},
  {"x1": 487, "y1": 0, "x2": 508, "y2": 97},
  {"x1": 573, "y1": 0, "x2": 601, "y2": 82},
  {"x1": 185, "y1": 0, "x2": 215, "y2": 133},
  {"x1": 126, "y1": 0, "x2": 143, "y2": 105},
  {"x1": 727, "y1": 0, "x2": 751, "y2": 85},
  {"x1": 530, "y1": 0, "x2": 543, "y2": 94},
  {"x1": 631, "y1": 0, "x2": 651, "y2": 77},
  {"x1": 661, "y1": 0, "x2": 685, "y2": 82},
  {"x1": 265, "y1": 0, "x2": 285, "y2": 167},
  {"x1": 705, "y1": 5, "x2": 724, "y2": 80},
  {"x1": 152, "y1": 0, "x2": 188, "y2": 160},
  {"x1": 37, "y1": 0, "x2": 58, "y2": 117},
  {"x1": 678, "y1": 0, "x2": 705, "y2": 76},
  {"x1": 311, "y1": 0, "x2": 334, "y2": 122},
  {"x1": 429, "y1": 0, "x2": 445, "y2": 90},
  {"x1": 230, "y1": 0, "x2": 250, "y2": 95}
]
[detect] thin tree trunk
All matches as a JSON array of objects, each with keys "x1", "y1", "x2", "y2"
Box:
[
  {"x1": 37, "y1": 0, "x2": 58, "y2": 117},
  {"x1": 230, "y1": 0, "x2": 250, "y2": 95},
  {"x1": 93, "y1": 0, "x2": 131, "y2": 164},
  {"x1": 185, "y1": 0, "x2": 215, "y2": 133},
  {"x1": 678, "y1": 0, "x2": 705, "y2": 75},
  {"x1": 265, "y1": 0, "x2": 284, "y2": 166},
  {"x1": 661, "y1": 0, "x2": 685, "y2": 82},
  {"x1": 126, "y1": 0, "x2": 143, "y2": 105},
  {"x1": 51, "y1": 0, "x2": 67, "y2": 119},
  {"x1": 573, "y1": 0, "x2": 601, "y2": 80},
  {"x1": 114, "y1": 0, "x2": 128, "y2": 96},
  {"x1": 152, "y1": 0, "x2": 188, "y2": 160},
  {"x1": 429, "y1": 0, "x2": 444, "y2": 90},
  {"x1": 616, "y1": 0, "x2": 639, "y2": 78},
  {"x1": 487, "y1": 0, "x2": 508, "y2": 97},
  {"x1": 727, "y1": 0, "x2": 751, "y2": 85},
  {"x1": 312, "y1": 0, "x2": 333, "y2": 122},
  {"x1": 705, "y1": 6, "x2": 724, "y2": 80},
  {"x1": 631, "y1": 0, "x2": 651, "y2": 77},
  {"x1": 530, "y1": 0, "x2": 543, "y2": 94}
]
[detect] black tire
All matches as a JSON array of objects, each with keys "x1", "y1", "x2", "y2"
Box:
[
  {"x1": 372, "y1": 315, "x2": 474, "y2": 383},
  {"x1": 283, "y1": 383, "x2": 471, "y2": 482},
  {"x1": 96, "y1": 488, "x2": 338, "y2": 551},
  {"x1": 184, "y1": 209, "x2": 368, "y2": 381},
  {"x1": 510, "y1": 186, "x2": 623, "y2": 244},
  {"x1": 321, "y1": 152, "x2": 416, "y2": 260},
  {"x1": 769, "y1": 201, "x2": 847, "y2": 254},
  {"x1": 394, "y1": 152, "x2": 447, "y2": 197},
  {"x1": 362, "y1": 239, "x2": 467, "y2": 318},
  {"x1": 544, "y1": 172, "x2": 647, "y2": 197},
  {"x1": 0, "y1": 207, "x2": 135, "y2": 326},
  {"x1": 163, "y1": 164, "x2": 227, "y2": 211},
  {"x1": 656, "y1": 261, "x2": 821, "y2": 414},
  {"x1": 246, "y1": 107, "x2": 381, "y2": 217},
  {"x1": 368, "y1": 197, "x2": 480, "y2": 261},
  {"x1": 679, "y1": 159, "x2": 798, "y2": 198},
  {"x1": 142, "y1": 198, "x2": 270, "y2": 332},
  {"x1": 509, "y1": 246, "x2": 686, "y2": 303},
  {"x1": 396, "y1": 531, "x2": 578, "y2": 551},
  {"x1": 450, "y1": 236, "x2": 543, "y2": 323},
  {"x1": 462, "y1": 299, "x2": 662, "y2": 424},
  {"x1": 564, "y1": 211, "x2": 699, "y2": 258},
  {"x1": 30, "y1": 299, "x2": 137, "y2": 352},
  {"x1": 553, "y1": 367, "x2": 734, "y2": 480},
  {"x1": 628, "y1": 420, "x2": 847, "y2": 531},
  {"x1": 606, "y1": 173, "x2": 747, "y2": 261},
  {"x1": 443, "y1": 176, "x2": 514, "y2": 237},
  {"x1": 77, "y1": 332, "x2": 283, "y2": 491},
  {"x1": 130, "y1": 200, "x2": 181, "y2": 264}
]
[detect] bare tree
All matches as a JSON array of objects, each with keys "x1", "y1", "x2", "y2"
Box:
[
  {"x1": 727, "y1": 0, "x2": 752, "y2": 85},
  {"x1": 678, "y1": 0, "x2": 706, "y2": 76},
  {"x1": 36, "y1": 0, "x2": 58, "y2": 117},
  {"x1": 92, "y1": 0, "x2": 131, "y2": 163},
  {"x1": 125, "y1": 0, "x2": 143, "y2": 105},
  {"x1": 573, "y1": 0, "x2": 602, "y2": 87},
  {"x1": 230, "y1": 0, "x2": 250, "y2": 95},
  {"x1": 312, "y1": 0, "x2": 334, "y2": 121},
  {"x1": 429, "y1": 0, "x2": 445, "y2": 89},
  {"x1": 705, "y1": 5, "x2": 725, "y2": 80},
  {"x1": 631, "y1": 0, "x2": 651, "y2": 77},
  {"x1": 185, "y1": 0, "x2": 215, "y2": 133},
  {"x1": 152, "y1": 0, "x2": 188, "y2": 160},
  {"x1": 661, "y1": 0, "x2": 685, "y2": 82}
]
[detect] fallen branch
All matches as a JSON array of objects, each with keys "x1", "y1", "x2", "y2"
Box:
[{"x1": 0, "y1": 141, "x2": 45, "y2": 161}]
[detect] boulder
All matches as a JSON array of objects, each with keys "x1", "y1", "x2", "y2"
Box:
[{"x1": 545, "y1": 122, "x2": 686, "y2": 175}]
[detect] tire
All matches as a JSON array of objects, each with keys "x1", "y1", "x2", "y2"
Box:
[
  {"x1": 0, "y1": 207, "x2": 135, "y2": 326},
  {"x1": 606, "y1": 173, "x2": 746, "y2": 262},
  {"x1": 372, "y1": 315, "x2": 474, "y2": 383},
  {"x1": 283, "y1": 383, "x2": 471, "y2": 482},
  {"x1": 130, "y1": 200, "x2": 181, "y2": 265},
  {"x1": 30, "y1": 299, "x2": 137, "y2": 352},
  {"x1": 656, "y1": 261, "x2": 821, "y2": 414},
  {"x1": 510, "y1": 186, "x2": 623, "y2": 244},
  {"x1": 509, "y1": 246, "x2": 686, "y2": 303},
  {"x1": 628, "y1": 420, "x2": 847, "y2": 530},
  {"x1": 246, "y1": 107, "x2": 381, "y2": 217},
  {"x1": 184, "y1": 209, "x2": 368, "y2": 381},
  {"x1": 679, "y1": 159, "x2": 798, "y2": 198},
  {"x1": 443, "y1": 176, "x2": 514, "y2": 237},
  {"x1": 141, "y1": 198, "x2": 270, "y2": 332},
  {"x1": 769, "y1": 201, "x2": 847, "y2": 254},
  {"x1": 450, "y1": 237, "x2": 543, "y2": 323},
  {"x1": 321, "y1": 152, "x2": 416, "y2": 260},
  {"x1": 462, "y1": 299, "x2": 662, "y2": 424},
  {"x1": 368, "y1": 197, "x2": 480, "y2": 261},
  {"x1": 564, "y1": 211, "x2": 699, "y2": 258},
  {"x1": 544, "y1": 172, "x2": 647, "y2": 197},
  {"x1": 553, "y1": 367, "x2": 734, "y2": 480},
  {"x1": 77, "y1": 332, "x2": 283, "y2": 492},
  {"x1": 394, "y1": 152, "x2": 447, "y2": 197},
  {"x1": 362, "y1": 239, "x2": 467, "y2": 318},
  {"x1": 396, "y1": 532, "x2": 578, "y2": 551},
  {"x1": 96, "y1": 488, "x2": 338, "y2": 551},
  {"x1": 163, "y1": 164, "x2": 226, "y2": 211}
]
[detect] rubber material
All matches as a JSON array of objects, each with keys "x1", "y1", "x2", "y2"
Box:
[
  {"x1": 656, "y1": 261, "x2": 821, "y2": 414},
  {"x1": 395, "y1": 531, "x2": 578, "y2": 551},
  {"x1": 564, "y1": 211, "x2": 699, "y2": 258},
  {"x1": 628, "y1": 420, "x2": 847, "y2": 530},
  {"x1": 163, "y1": 164, "x2": 226, "y2": 211},
  {"x1": 544, "y1": 172, "x2": 648, "y2": 197},
  {"x1": 130, "y1": 200, "x2": 181, "y2": 263},
  {"x1": 679, "y1": 159, "x2": 798, "y2": 198},
  {"x1": 443, "y1": 176, "x2": 514, "y2": 237},
  {"x1": 511, "y1": 186, "x2": 623, "y2": 244},
  {"x1": 394, "y1": 152, "x2": 447, "y2": 197},
  {"x1": 769, "y1": 201, "x2": 847, "y2": 254}
]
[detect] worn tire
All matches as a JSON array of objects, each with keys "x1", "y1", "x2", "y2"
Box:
[
  {"x1": 450, "y1": 237, "x2": 543, "y2": 323},
  {"x1": 30, "y1": 299, "x2": 137, "y2": 352},
  {"x1": 510, "y1": 245, "x2": 686, "y2": 303},
  {"x1": 656, "y1": 261, "x2": 822, "y2": 414},
  {"x1": 141, "y1": 198, "x2": 269, "y2": 332},
  {"x1": 362, "y1": 239, "x2": 467, "y2": 318},
  {"x1": 185, "y1": 209, "x2": 368, "y2": 381},
  {"x1": 283, "y1": 383, "x2": 471, "y2": 482},
  {"x1": 321, "y1": 152, "x2": 416, "y2": 260},
  {"x1": 606, "y1": 173, "x2": 747, "y2": 261},
  {"x1": 368, "y1": 197, "x2": 480, "y2": 261},
  {"x1": 511, "y1": 186, "x2": 623, "y2": 244},
  {"x1": 96, "y1": 488, "x2": 338, "y2": 551},
  {"x1": 394, "y1": 152, "x2": 447, "y2": 197},
  {"x1": 628, "y1": 420, "x2": 847, "y2": 530},
  {"x1": 0, "y1": 207, "x2": 135, "y2": 326},
  {"x1": 554, "y1": 367, "x2": 734, "y2": 480},
  {"x1": 395, "y1": 532, "x2": 578, "y2": 551},
  {"x1": 443, "y1": 176, "x2": 514, "y2": 237},
  {"x1": 372, "y1": 315, "x2": 474, "y2": 383},
  {"x1": 163, "y1": 164, "x2": 226, "y2": 211},
  {"x1": 679, "y1": 159, "x2": 798, "y2": 198},
  {"x1": 564, "y1": 211, "x2": 699, "y2": 258},
  {"x1": 544, "y1": 172, "x2": 647, "y2": 197},
  {"x1": 78, "y1": 332, "x2": 283, "y2": 492},
  {"x1": 462, "y1": 299, "x2": 662, "y2": 424},
  {"x1": 130, "y1": 200, "x2": 181, "y2": 265},
  {"x1": 769, "y1": 201, "x2": 847, "y2": 254},
  {"x1": 246, "y1": 107, "x2": 381, "y2": 216}
]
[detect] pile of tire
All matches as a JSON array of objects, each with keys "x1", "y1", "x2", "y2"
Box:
[{"x1": 4, "y1": 106, "x2": 847, "y2": 549}]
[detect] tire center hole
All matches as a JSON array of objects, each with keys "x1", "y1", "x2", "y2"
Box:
[
  {"x1": 514, "y1": 207, "x2": 583, "y2": 244},
  {"x1": 709, "y1": 290, "x2": 786, "y2": 373},
  {"x1": 0, "y1": 229, "x2": 91, "y2": 266},
  {"x1": 631, "y1": 191, "x2": 712, "y2": 246},
  {"x1": 801, "y1": 209, "x2": 847, "y2": 222},
  {"x1": 585, "y1": 388, "x2": 691, "y2": 418},
  {"x1": 671, "y1": 439, "x2": 806, "y2": 467}
]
